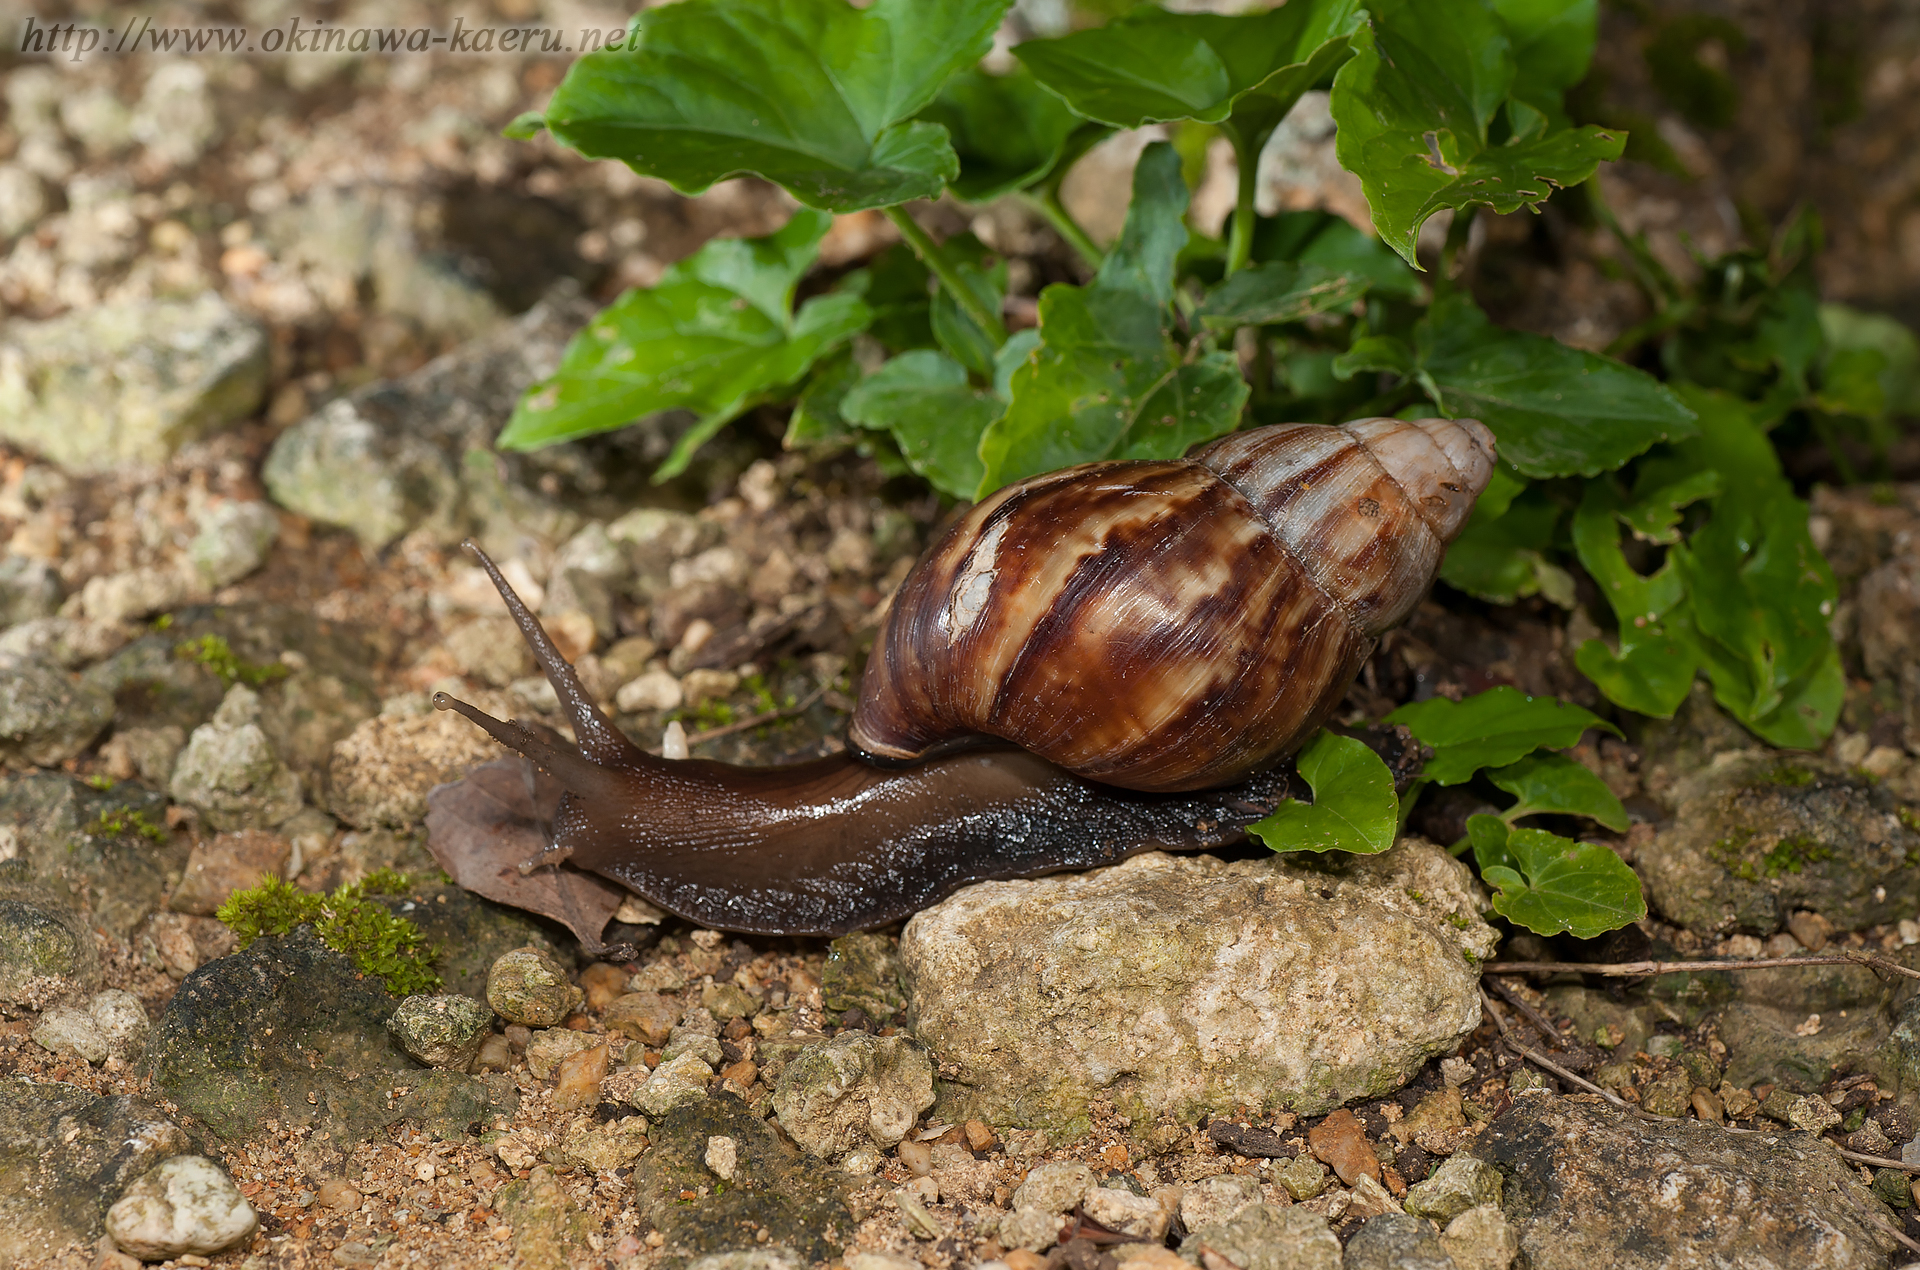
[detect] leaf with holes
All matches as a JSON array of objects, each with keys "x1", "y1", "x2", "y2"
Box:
[{"x1": 1329, "y1": 0, "x2": 1621, "y2": 265}]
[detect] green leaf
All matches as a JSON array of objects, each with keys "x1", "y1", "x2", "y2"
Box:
[
  {"x1": 1469, "y1": 816, "x2": 1646, "y2": 938},
  {"x1": 1414, "y1": 294, "x2": 1698, "y2": 478},
  {"x1": 1196, "y1": 261, "x2": 1370, "y2": 329},
  {"x1": 1248, "y1": 731, "x2": 1399, "y2": 855},
  {"x1": 1488, "y1": 752, "x2": 1628, "y2": 830},
  {"x1": 1570, "y1": 479, "x2": 1699, "y2": 718},
  {"x1": 1014, "y1": 0, "x2": 1363, "y2": 150},
  {"x1": 839, "y1": 350, "x2": 997, "y2": 499},
  {"x1": 499, "y1": 210, "x2": 872, "y2": 474},
  {"x1": 1491, "y1": 0, "x2": 1597, "y2": 116},
  {"x1": 1329, "y1": 0, "x2": 1622, "y2": 265},
  {"x1": 1618, "y1": 469, "x2": 1722, "y2": 544},
  {"x1": 1438, "y1": 482, "x2": 1574, "y2": 606},
  {"x1": 927, "y1": 236, "x2": 1007, "y2": 378},
  {"x1": 783, "y1": 351, "x2": 864, "y2": 448},
  {"x1": 538, "y1": 0, "x2": 1011, "y2": 212},
  {"x1": 1820, "y1": 302, "x2": 1920, "y2": 416},
  {"x1": 918, "y1": 67, "x2": 1094, "y2": 201},
  {"x1": 502, "y1": 110, "x2": 546, "y2": 140},
  {"x1": 1679, "y1": 492, "x2": 1838, "y2": 726},
  {"x1": 1386, "y1": 685, "x2": 1618, "y2": 785},
  {"x1": 976, "y1": 143, "x2": 1248, "y2": 491},
  {"x1": 1333, "y1": 331, "x2": 1415, "y2": 380}
]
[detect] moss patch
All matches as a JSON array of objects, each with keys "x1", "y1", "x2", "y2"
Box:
[
  {"x1": 173, "y1": 633, "x2": 289, "y2": 689},
  {"x1": 216, "y1": 869, "x2": 440, "y2": 995}
]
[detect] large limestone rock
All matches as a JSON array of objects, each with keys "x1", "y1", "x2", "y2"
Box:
[
  {"x1": 0, "y1": 293, "x2": 268, "y2": 472},
  {"x1": 900, "y1": 842, "x2": 1496, "y2": 1131}
]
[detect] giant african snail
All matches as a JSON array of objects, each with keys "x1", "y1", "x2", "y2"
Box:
[{"x1": 431, "y1": 416, "x2": 1497, "y2": 935}]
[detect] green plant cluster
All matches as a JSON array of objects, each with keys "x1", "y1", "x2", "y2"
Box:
[
  {"x1": 90, "y1": 806, "x2": 168, "y2": 844},
  {"x1": 174, "y1": 633, "x2": 290, "y2": 689},
  {"x1": 499, "y1": 0, "x2": 1916, "y2": 939},
  {"x1": 215, "y1": 869, "x2": 442, "y2": 996}
]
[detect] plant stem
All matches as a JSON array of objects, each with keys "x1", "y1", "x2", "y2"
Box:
[
  {"x1": 1018, "y1": 187, "x2": 1104, "y2": 272},
  {"x1": 1225, "y1": 135, "x2": 1260, "y2": 276},
  {"x1": 884, "y1": 205, "x2": 1007, "y2": 346}
]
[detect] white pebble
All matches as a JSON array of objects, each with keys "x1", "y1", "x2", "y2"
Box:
[{"x1": 106, "y1": 1155, "x2": 257, "y2": 1261}]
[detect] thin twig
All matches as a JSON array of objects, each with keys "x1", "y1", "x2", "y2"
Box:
[
  {"x1": 1484, "y1": 976, "x2": 1568, "y2": 1045},
  {"x1": 1837, "y1": 1147, "x2": 1920, "y2": 1175},
  {"x1": 683, "y1": 683, "x2": 827, "y2": 747},
  {"x1": 1486, "y1": 950, "x2": 1920, "y2": 983}
]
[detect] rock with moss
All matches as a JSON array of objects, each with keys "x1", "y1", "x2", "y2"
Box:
[
  {"x1": 0, "y1": 293, "x2": 268, "y2": 473},
  {"x1": 492, "y1": 1165, "x2": 593, "y2": 1270},
  {"x1": 372, "y1": 883, "x2": 559, "y2": 1002},
  {"x1": 1478, "y1": 1092, "x2": 1899, "y2": 1268},
  {"x1": 387, "y1": 994, "x2": 491, "y2": 1069},
  {"x1": 0, "y1": 861, "x2": 101, "y2": 1011},
  {"x1": 146, "y1": 924, "x2": 514, "y2": 1142},
  {"x1": 631, "y1": 1092, "x2": 852, "y2": 1264},
  {"x1": 1637, "y1": 751, "x2": 1920, "y2": 936},
  {"x1": 821, "y1": 932, "x2": 904, "y2": 1023},
  {"x1": 771, "y1": 1032, "x2": 935, "y2": 1162},
  {"x1": 0, "y1": 650, "x2": 115, "y2": 767},
  {"x1": 486, "y1": 945, "x2": 580, "y2": 1027},
  {"x1": 1181, "y1": 1204, "x2": 1339, "y2": 1270},
  {"x1": 215, "y1": 870, "x2": 441, "y2": 996},
  {"x1": 0, "y1": 1077, "x2": 193, "y2": 1265},
  {"x1": 900, "y1": 842, "x2": 1495, "y2": 1132},
  {"x1": 168, "y1": 684, "x2": 304, "y2": 831},
  {"x1": 0, "y1": 774, "x2": 182, "y2": 940}
]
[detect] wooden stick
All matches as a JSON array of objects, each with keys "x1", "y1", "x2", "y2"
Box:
[{"x1": 1485, "y1": 950, "x2": 1920, "y2": 983}]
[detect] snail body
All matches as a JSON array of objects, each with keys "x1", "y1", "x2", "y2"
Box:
[{"x1": 431, "y1": 416, "x2": 1495, "y2": 935}]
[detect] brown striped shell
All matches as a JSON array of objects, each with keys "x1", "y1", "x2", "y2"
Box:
[{"x1": 847, "y1": 416, "x2": 1498, "y2": 793}]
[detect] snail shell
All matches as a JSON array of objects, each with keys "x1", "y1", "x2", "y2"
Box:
[{"x1": 849, "y1": 416, "x2": 1496, "y2": 792}]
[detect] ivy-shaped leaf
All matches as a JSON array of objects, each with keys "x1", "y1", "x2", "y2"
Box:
[
  {"x1": 976, "y1": 143, "x2": 1248, "y2": 492},
  {"x1": 500, "y1": 210, "x2": 871, "y2": 474},
  {"x1": 918, "y1": 67, "x2": 1096, "y2": 202},
  {"x1": 1248, "y1": 731, "x2": 1399, "y2": 855},
  {"x1": 839, "y1": 350, "x2": 997, "y2": 499},
  {"x1": 1488, "y1": 752, "x2": 1628, "y2": 830},
  {"x1": 1468, "y1": 815, "x2": 1646, "y2": 939},
  {"x1": 1386, "y1": 686, "x2": 1618, "y2": 786},
  {"x1": 1196, "y1": 261, "x2": 1371, "y2": 330},
  {"x1": 531, "y1": 0, "x2": 1011, "y2": 211},
  {"x1": 1329, "y1": 0, "x2": 1622, "y2": 266}
]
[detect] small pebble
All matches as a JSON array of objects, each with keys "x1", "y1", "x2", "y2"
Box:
[
  {"x1": 105, "y1": 1155, "x2": 257, "y2": 1261},
  {"x1": 579, "y1": 962, "x2": 628, "y2": 1012},
  {"x1": 898, "y1": 1139, "x2": 933, "y2": 1176},
  {"x1": 318, "y1": 1180, "x2": 361, "y2": 1212},
  {"x1": 486, "y1": 946, "x2": 582, "y2": 1027},
  {"x1": 553, "y1": 1040, "x2": 612, "y2": 1112},
  {"x1": 474, "y1": 1034, "x2": 512, "y2": 1072},
  {"x1": 1308, "y1": 1108, "x2": 1380, "y2": 1185}
]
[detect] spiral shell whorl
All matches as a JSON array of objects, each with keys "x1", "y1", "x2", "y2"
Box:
[{"x1": 848, "y1": 417, "x2": 1496, "y2": 792}]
